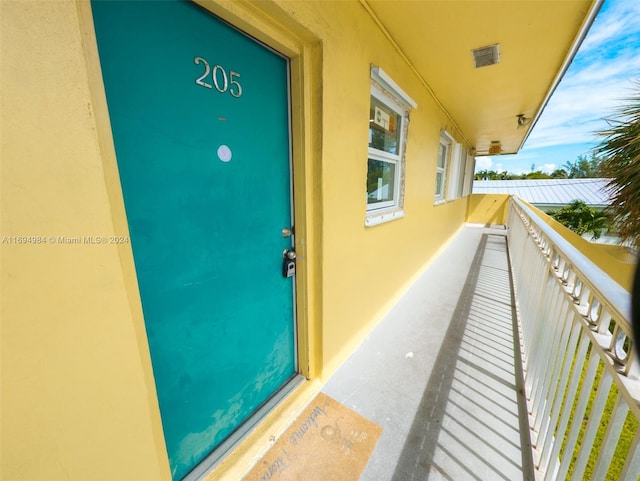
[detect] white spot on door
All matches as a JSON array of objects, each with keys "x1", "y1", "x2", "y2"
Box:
[{"x1": 217, "y1": 145, "x2": 232, "y2": 162}]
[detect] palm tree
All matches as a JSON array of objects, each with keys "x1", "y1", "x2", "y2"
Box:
[
  {"x1": 547, "y1": 200, "x2": 611, "y2": 240},
  {"x1": 596, "y1": 83, "x2": 640, "y2": 248},
  {"x1": 563, "y1": 154, "x2": 602, "y2": 178}
]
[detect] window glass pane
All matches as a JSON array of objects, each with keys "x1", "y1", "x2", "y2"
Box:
[
  {"x1": 369, "y1": 96, "x2": 401, "y2": 154},
  {"x1": 435, "y1": 172, "x2": 444, "y2": 196},
  {"x1": 438, "y1": 142, "x2": 447, "y2": 168},
  {"x1": 367, "y1": 158, "x2": 395, "y2": 204}
]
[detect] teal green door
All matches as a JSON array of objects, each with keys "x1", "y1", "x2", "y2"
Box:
[{"x1": 91, "y1": 2, "x2": 297, "y2": 479}]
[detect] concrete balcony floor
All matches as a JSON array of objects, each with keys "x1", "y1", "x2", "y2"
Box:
[{"x1": 323, "y1": 225, "x2": 535, "y2": 481}]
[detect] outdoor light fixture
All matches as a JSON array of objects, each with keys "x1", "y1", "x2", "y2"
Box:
[
  {"x1": 517, "y1": 114, "x2": 532, "y2": 128},
  {"x1": 488, "y1": 141, "x2": 502, "y2": 155}
]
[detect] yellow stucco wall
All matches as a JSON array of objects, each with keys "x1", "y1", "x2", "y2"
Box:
[
  {"x1": 466, "y1": 195, "x2": 634, "y2": 290},
  {"x1": 1, "y1": 1, "x2": 171, "y2": 480},
  {"x1": 466, "y1": 193, "x2": 510, "y2": 225},
  {"x1": 597, "y1": 243, "x2": 637, "y2": 264},
  {"x1": 2, "y1": 1, "x2": 470, "y2": 479},
  {"x1": 526, "y1": 203, "x2": 635, "y2": 291},
  {"x1": 276, "y1": 0, "x2": 469, "y2": 378}
]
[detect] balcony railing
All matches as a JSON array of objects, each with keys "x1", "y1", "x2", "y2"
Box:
[{"x1": 507, "y1": 196, "x2": 640, "y2": 480}]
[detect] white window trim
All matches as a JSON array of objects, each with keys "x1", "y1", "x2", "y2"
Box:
[
  {"x1": 366, "y1": 68, "x2": 415, "y2": 227},
  {"x1": 446, "y1": 142, "x2": 462, "y2": 201},
  {"x1": 365, "y1": 208, "x2": 406, "y2": 227},
  {"x1": 446, "y1": 142, "x2": 468, "y2": 201},
  {"x1": 371, "y1": 66, "x2": 417, "y2": 110},
  {"x1": 457, "y1": 148, "x2": 469, "y2": 198},
  {"x1": 435, "y1": 130, "x2": 453, "y2": 203},
  {"x1": 462, "y1": 153, "x2": 475, "y2": 197},
  {"x1": 367, "y1": 147, "x2": 400, "y2": 211}
]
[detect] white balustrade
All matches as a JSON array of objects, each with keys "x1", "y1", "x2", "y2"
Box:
[{"x1": 507, "y1": 196, "x2": 640, "y2": 480}]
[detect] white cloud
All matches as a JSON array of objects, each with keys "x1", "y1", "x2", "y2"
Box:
[
  {"x1": 528, "y1": 66, "x2": 640, "y2": 149},
  {"x1": 525, "y1": 0, "x2": 640, "y2": 151},
  {"x1": 580, "y1": 1, "x2": 640, "y2": 54},
  {"x1": 475, "y1": 156, "x2": 493, "y2": 170},
  {"x1": 495, "y1": 163, "x2": 504, "y2": 174},
  {"x1": 542, "y1": 163, "x2": 557, "y2": 174}
]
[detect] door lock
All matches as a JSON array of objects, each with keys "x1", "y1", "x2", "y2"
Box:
[{"x1": 282, "y1": 249, "x2": 296, "y2": 278}]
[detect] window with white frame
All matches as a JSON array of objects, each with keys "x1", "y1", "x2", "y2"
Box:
[
  {"x1": 435, "y1": 131, "x2": 452, "y2": 201},
  {"x1": 366, "y1": 67, "x2": 416, "y2": 226}
]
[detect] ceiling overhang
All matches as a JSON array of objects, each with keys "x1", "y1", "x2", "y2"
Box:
[{"x1": 361, "y1": 0, "x2": 603, "y2": 156}]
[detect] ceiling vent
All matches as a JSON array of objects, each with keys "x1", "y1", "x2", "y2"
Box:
[{"x1": 472, "y1": 44, "x2": 500, "y2": 68}]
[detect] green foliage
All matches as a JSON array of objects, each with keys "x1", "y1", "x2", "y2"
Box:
[
  {"x1": 587, "y1": 381, "x2": 638, "y2": 480},
  {"x1": 473, "y1": 169, "x2": 553, "y2": 180},
  {"x1": 523, "y1": 171, "x2": 552, "y2": 179},
  {"x1": 473, "y1": 154, "x2": 604, "y2": 181},
  {"x1": 560, "y1": 349, "x2": 638, "y2": 481},
  {"x1": 563, "y1": 153, "x2": 603, "y2": 178},
  {"x1": 473, "y1": 169, "x2": 516, "y2": 180},
  {"x1": 595, "y1": 83, "x2": 640, "y2": 248},
  {"x1": 551, "y1": 168, "x2": 569, "y2": 179},
  {"x1": 547, "y1": 200, "x2": 611, "y2": 240}
]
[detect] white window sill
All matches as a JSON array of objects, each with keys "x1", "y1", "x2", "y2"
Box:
[
  {"x1": 434, "y1": 196, "x2": 464, "y2": 206},
  {"x1": 365, "y1": 208, "x2": 405, "y2": 227}
]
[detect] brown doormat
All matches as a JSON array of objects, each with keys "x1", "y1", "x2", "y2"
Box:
[{"x1": 243, "y1": 392, "x2": 382, "y2": 481}]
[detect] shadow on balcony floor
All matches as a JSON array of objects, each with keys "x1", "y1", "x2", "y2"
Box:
[{"x1": 323, "y1": 225, "x2": 535, "y2": 481}]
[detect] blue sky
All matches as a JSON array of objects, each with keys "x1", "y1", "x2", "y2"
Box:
[{"x1": 475, "y1": 0, "x2": 640, "y2": 175}]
